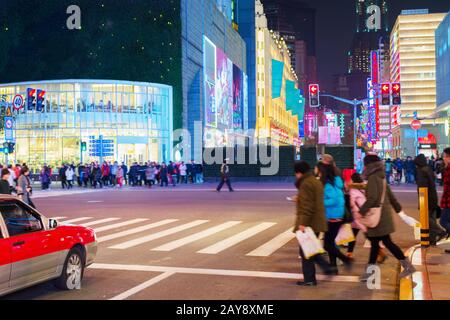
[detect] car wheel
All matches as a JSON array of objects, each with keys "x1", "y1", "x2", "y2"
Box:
[{"x1": 55, "y1": 247, "x2": 85, "y2": 290}]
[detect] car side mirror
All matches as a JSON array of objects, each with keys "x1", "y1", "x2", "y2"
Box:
[{"x1": 49, "y1": 219, "x2": 58, "y2": 229}]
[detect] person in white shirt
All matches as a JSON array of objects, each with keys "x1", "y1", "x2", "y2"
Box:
[
  {"x1": 179, "y1": 162, "x2": 187, "y2": 184},
  {"x1": 7, "y1": 165, "x2": 16, "y2": 191},
  {"x1": 66, "y1": 166, "x2": 75, "y2": 189}
]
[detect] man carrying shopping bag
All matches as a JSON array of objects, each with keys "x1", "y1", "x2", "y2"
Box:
[{"x1": 293, "y1": 161, "x2": 334, "y2": 286}]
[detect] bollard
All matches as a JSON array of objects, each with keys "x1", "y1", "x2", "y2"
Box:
[{"x1": 419, "y1": 187, "x2": 430, "y2": 248}]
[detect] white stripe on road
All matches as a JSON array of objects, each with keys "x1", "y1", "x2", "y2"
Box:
[
  {"x1": 97, "y1": 219, "x2": 178, "y2": 243},
  {"x1": 82, "y1": 218, "x2": 121, "y2": 227},
  {"x1": 62, "y1": 217, "x2": 93, "y2": 224},
  {"x1": 51, "y1": 216, "x2": 67, "y2": 220},
  {"x1": 152, "y1": 221, "x2": 242, "y2": 252},
  {"x1": 89, "y1": 263, "x2": 360, "y2": 283},
  {"x1": 198, "y1": 222, "x2": 277, "y2": 254},
  {"x1": 109, "y1": 272, "x2": 175, "y2": 300},
  {"x1": 93, "y1": 218, "x2": 149, "y2": 233},
  {"x1": 109, "y1": 220, "x2": 210, "y2": 249},
  {"x1": 246, "y1": 229, "x2": 295, "y2": 257}
]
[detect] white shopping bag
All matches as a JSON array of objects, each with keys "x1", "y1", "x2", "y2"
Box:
[
  {"x1": 335, "y1": 223, "x2": 355, "y2": 246},
  {"x1": 296, "y1": 227, "x2": 325, "y2": 259},
  {"x1": 414, "y1": 225, "x2": 421, "y2": 241}
]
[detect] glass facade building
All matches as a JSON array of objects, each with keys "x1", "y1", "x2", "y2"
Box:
[{"x1": 0, "y1": 80, "x2": 173, "y2": 167}]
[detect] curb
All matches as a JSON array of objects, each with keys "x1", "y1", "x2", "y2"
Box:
[{"x1": 399, "y1": 239, "x2": 450, "y2": 300}]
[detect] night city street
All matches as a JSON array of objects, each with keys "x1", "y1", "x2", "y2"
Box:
[
  {"x1": 1, "y1": 0, "x2": 450, "y2": 313},
  {"x1": 0, "y1": 183, "x2": 439, "y2": 300}
]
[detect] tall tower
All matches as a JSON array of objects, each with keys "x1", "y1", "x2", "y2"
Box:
[
  {"x1": 348, "y1": 0, "x2": 389, "y2": 74},
  {"x1": 356, "y1": 0, "x2": 388, "y2": 33}
]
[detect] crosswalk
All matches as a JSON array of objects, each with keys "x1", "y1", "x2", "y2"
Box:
[{"x1": 53, "y1": 216, "x2": 298, "y2": 257}]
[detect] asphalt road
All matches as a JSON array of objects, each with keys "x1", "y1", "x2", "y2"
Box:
[{"x1": 2, "y1": 182, "x2": 426, "y2": 300}]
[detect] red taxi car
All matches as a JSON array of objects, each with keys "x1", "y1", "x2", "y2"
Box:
[{"x1": 0, "y1": 195, "x2": 97, "y2": 296}]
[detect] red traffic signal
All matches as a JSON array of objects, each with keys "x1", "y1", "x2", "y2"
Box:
[
  {"x1": 392, "y1": 82, "x2": 401, "y2": 105},
  {"x1": 381, "y1": 83, "x2": 390, "y2": 94},
  {"x1": 309, "y1": 84, "x2": 318, "y2": 94},
  {"x1": 392, "y1": 83, "x2": 401, "y2": 93},
  {"x1": 309, "y1": 84, "x2": 320, "y2": 107},
  {"x1": 381, "y1": 83, "x2": 390, "y2": 106}
]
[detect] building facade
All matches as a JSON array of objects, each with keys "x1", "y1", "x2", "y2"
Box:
[
  {"x1": 255, "y1": 1, "x2": 300, "y2": 146},
  {"x1": 181, "y1": 0, "x2": 248, "y2": 161},
  {"x1": 436, "y1": 11, "x2": 450, "y2": 148},
  {"x1": 390, "y1": 11, "x2": 447, "y2": 158},
  {"x1": 0, "y1": 80, "x2": 173, "y2": 167}
]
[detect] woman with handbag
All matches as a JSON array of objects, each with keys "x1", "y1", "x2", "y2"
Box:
[
  {"x1": 347, "y1": 173, "x2": 387, "y2": 263},
  {"x1": 359, "y1": 155, "x2": 416, "y2": 282},
  {"x1": 316, "y1": 161, "x2": 353, "y2": 274},
  {"x1": 17, "y1": 166, "x2": 35, "y2": 209}
]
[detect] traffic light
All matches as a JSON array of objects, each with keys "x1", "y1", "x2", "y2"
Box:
[
  {"x1": 36, "y1": 89, "x2": 46, "y2": 112},
  {"x1": 309, "y1": 84, "x2": 320, "y2": 107},
  {"x1": 2, "y1": 142, "x2": 8, "y2": 154},
  {"x1": 8, "y1": 142, "x2": 15, "y2": 154},
  {"x1": 381, "y1": 83, "x2": 391, "y2": 106},
  {"x1": 392, "y1": 83, "x2": 401, "y2": 105},
  {"x1": 27, "y1": 88, "x2": 36, "y2": 110},
  {"x1": 81, "y1": 141, "x2": 87, "y2": 151}
]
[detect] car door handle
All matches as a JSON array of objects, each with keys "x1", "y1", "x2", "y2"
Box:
[{"x1": 13, "y1": 241, "x2": 25, "y2": 247}]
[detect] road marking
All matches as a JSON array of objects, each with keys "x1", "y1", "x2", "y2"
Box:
[
  {"x1": 152, "y1": 221, "x2": 242, "y2": 252},
  {"x1": 89, "y1": 263, "x2": 360, "y2": 283},
  {"x1": 246, "y1": 228, "x2": 295, "y2": 257},
  {"x1": 109, "y1": 220, "x2": 210, "y2": 249},
  {"x1": 198, "y1": 222, "x2": 277, "y2": 254},
  {"x1": 87, "y1": 200, "x2": 104, "y2": 203},
  {"x1": 62, "y1": 217, "x2": 93, "y2": 224},
  {"x1": 51, "y1": 216, "x2": 67, "y2": 220},
  {"x1": 93, "y1": 218, "x2": 149, "y2": 233},
  {"x1": 109, "y1": 272, "x2": 175, "y2": 300},
  {"x1": 82, "y1": 218, "x2": 121, "y2": 227},
  {"x1": 97, "y1": 219, "x2": 178, "y2": 243}
]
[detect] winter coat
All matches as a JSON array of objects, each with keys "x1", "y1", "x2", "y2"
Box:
[
  {"x1": 18, "y1": 175, "x2": 32, "y2": 205},
  {"x1": 180, "y1": 164, "x2": 187, "y2": 176},
  {"x1": 323, "y1": 176, "x2": 346, "y2": 220},
  {"x1": 293, "y1": 173, "x2": 328, "y2": 233},
  {"x1": 359, "y1": 163, "x2": 402, "y2": 237},
  {"x1": 66, "y1": 168, "x2": 74, "y2": 181},
  {"x1": 415, "y1": 154, "x2": 438, "y2": 212},
  {"x1": 349, "y1": 188, "x2": 368, "y2": 232}
]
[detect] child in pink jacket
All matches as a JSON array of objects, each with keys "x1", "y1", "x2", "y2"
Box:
[{"x1": 347, "y1": 173, "x2": 387, "y2": 262}]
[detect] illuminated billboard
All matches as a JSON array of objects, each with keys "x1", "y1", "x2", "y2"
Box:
[
  {"x1": 204, "y1": 37, "x2": 248, "y2": 132},
  {"x1": 203, "y1": 36, "x2": 247, "y2": 146}
]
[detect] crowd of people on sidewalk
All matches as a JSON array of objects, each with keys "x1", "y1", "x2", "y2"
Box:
[
  {"x1": 357, "y1": 155, "x2": 445, "y2": 186},
  {"x1": 0, "y1": 163, "x2": 35, "y2": 208},
  {"x1": 293, "y1": 150, "x2": 450, "y2": 286},
  {"x1": 36, "y1": 160, "x2": 205, "y2": 190}
]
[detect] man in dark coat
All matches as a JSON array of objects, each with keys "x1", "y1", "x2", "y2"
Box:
[
  {"x1": 293, "y1": 161, "x2": 333, "y2": 286},
  {"x1": 216, "y1": 160, "x2": 233, "y2": 192},
  {"x1": 415, "y1": 154, "x2": 447, "y2": 245},
  {"x1": 0, "y1": 169, "x2": 12, "y2": 194}
]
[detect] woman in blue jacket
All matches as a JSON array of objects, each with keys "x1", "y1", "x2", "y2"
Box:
[{"x1": 316, "y1": 162, "x2": 353, "y2": 273}]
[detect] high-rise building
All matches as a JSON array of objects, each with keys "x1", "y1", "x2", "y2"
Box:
[
  {"x1": 435, "y1": 11, "x2": 450, "y2": 150},
  {"x1": 260, "y1": 0, "x2": 316, "y2": 83},
  {"x1": 348, "y1": 0, "x2": 389, "y2": 74},
  {"x1": 255, "y1": 0, "x2": 301, "y2": 146},
  {"x1": 390, "y1": 10, "x2": 446, "y2": 158}
]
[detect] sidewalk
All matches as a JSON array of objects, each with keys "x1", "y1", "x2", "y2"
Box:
[{"x1": 400, "y1": 240, "x2": 450, "y2": 300}]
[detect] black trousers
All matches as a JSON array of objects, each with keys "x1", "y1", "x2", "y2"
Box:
[
  {"x1": 368, "y1": 235, "x2": 405, "y2": 264},
  {"x1": 347, "y1": 228, "x2": 361, "y2": 253},
  {"x1": 299, "y1": 245, "x2": 331, "y2": 283},
  {"x1": 217, "y1": 178, "x2": 233, "y2": 191},
  {"x1": 323, "y1": 221, "x2": 350, "y2": 266}
]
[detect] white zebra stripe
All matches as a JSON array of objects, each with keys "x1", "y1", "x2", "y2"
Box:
[{"x1": 152, "y1": 221, "x2": 242, "y2": 252}]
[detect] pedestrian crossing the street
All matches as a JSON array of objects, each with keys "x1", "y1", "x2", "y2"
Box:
[{"x1": 52, "y1": 216, "x2": 300, "y2": 258}]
